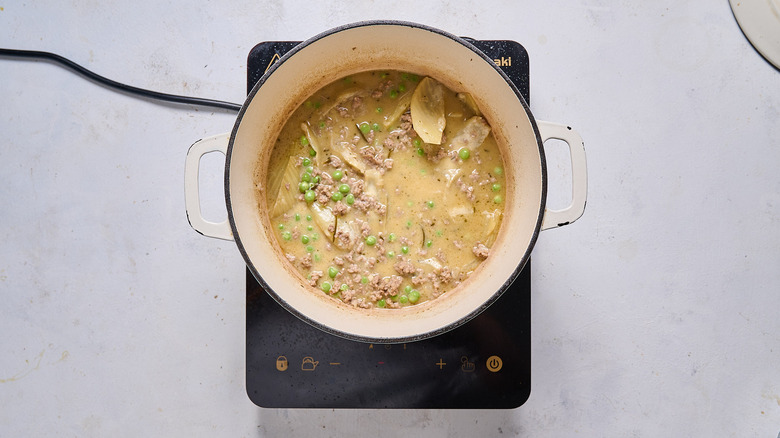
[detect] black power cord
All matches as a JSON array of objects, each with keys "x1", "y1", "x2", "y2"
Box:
[{"x1": 0, "y1": 48, "x2": 242, "y2": 112}]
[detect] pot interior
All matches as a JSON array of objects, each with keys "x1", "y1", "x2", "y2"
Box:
[{"x1": 227, "y1": 22, "x2": 545, "y2": 342}]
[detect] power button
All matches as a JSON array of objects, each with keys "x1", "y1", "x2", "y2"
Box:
[{"x1": 486, "y1": 355, "x2": 503, "y2": 372}]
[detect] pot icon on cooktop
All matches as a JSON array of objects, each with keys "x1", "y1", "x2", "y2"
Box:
[{"x1": 301, "y1": 357, "x2": 319, "y2": 371}]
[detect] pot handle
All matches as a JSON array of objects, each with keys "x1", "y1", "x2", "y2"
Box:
[
  {"x1": 537, "y1": 121, "x2": 587, "y2": 231},
  {"x1": 184, "y1": 133, "x2": 234, "y2": 241}
]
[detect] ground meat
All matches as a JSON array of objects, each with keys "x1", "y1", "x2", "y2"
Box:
[
  {"x1": 300, "y1": 254, "x2": 313, "y2": 269},
  {"x1": 328, "y1": 155, "x2": 343, "y2": 168},
  {"x1": 456, "y1": 178, "x2": 476, "y2": 202},
  {"x1": 285, "y1": 253, "x2": 296, "y2": 263},
  {"x1": 472, "y1": 243, "x2": 490, "y2": 259},
  {"x1": 349, "y1": 178, "x2": 364, "y2": 196},
  {"x1": 359, "y1": 220, "x2": 371, "y2": 237},
  {"x1": 394, "y1": 260, "x2": 416, "y2": 276},
  {"x1": 333, "y1": 227, "x2": 354, "y2": 249},
  {"x1": 332, "y1": 201, "x2": 349, "y2": 216},
  {"x1": 368, "y1": 274, "x2": 403, "y2": 300},
  {"x1": 398, "y1": 112, "x2": 414, "y2": 132},
  {"x1": 371, "y1": 80, "x2": 393, "y2": 99},
  {"x1": 309, "y1": 270, "x2": 324, "y2": 286},
  {"x1": 352, "y1": 95, "x2": 363, "y2": 111}
]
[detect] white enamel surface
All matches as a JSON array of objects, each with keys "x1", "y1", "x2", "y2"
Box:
[
  {"x1": 184, "y1": 133, "x2": 233, "y2": 240},
  {"x1": 3, "y1": 2, "x2": 780, "y2": 437},
  {"x1": 228, "y1": 23, "x2": 545, "y2": 341},
  {"x1": 537, "y1": 121, "x2": 587, "y2": 230}
]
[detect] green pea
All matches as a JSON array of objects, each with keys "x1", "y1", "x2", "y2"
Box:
[
  {"x1": 332, "y1": 191, "x2": 343, "y2": 202},
  {"x1": 328, "y1": 266, "x2": 338, "y2": 278},
  {"x1": 398, "y1": 83, "x2": 406, "y2": 92},
  {"x1": 492, "y1": 183, "x2": 501, "y2": 192},
  {"x1": 399, "y1": 294, "x2": 409, "y2": 304},
  {"x1": 301, "y1": 235, "x2": 310, "y2": 244},
  {"x1": 333, "y1": 170, "x2": 343, "y2": 181},
  {"x1": 302, "y1": 157, "x2": 312, "y2": 167},
  {"x1": 425, "y1": 240, "x2": 433, "y2": 247},
  {"x1": 376, "y1": 299, "x2": 386, "y2": 308},
  {"x1": 307, "y1": 225, "x2": 313, "y2": 231},
  {"x1": 387, "y1": 251, "x2": 395, "y2": 258},
  {"x1": 458, "y1": 148, "x2": 470, "y2": 160},
  {"x1": 309, "y1": 148, "x2": 316, "y2": 157},
  {"x1": 371, "y1": 123, "x2": 381, "y2": 132},
  {"x1": 413, "y1": 138, "x2": 422, "y2": 147},
  {"x1": 321, "y1": 282, "x2": 332, "y2": 293},
  {"x1": 359, "y1": 122, "x2": 371, "y2": 134},
  {"x1": 300, "y1": 136, "x2": 309, "y2": 146},
  {"x1": 402, "y1": 73, "x2": 420, "y2": 82},
  {"x1": 493, "y1": 195, "x2": 503, "y2": 204},
  {"x1": 389, "y1": 90, "x2": 399, "y2": 98},
  {"x1": 408, "y1": 289, "x2": 420, "y2": 303},
  {"x1": 298, "y1": 181, "x2": 310, "y2": 193},
  {"x1": 376, "y1": 107, "x2": 383, "y2": 113},
  {"x1": 301, "y1": 172, "x2": 311, "y2": 183},
  {"x1": 306, "y1": 214, "x2": 312, "y2": 221},
  {"x1": 319, "y1": 121, "x2": 326, "y2": 129},
  {"x1": 365, "y1": 235, "x2": 377, "y2": 246},
  {"x1": 426, "y1": 200, "x2": 435, "y2": 209},
  {"x1": 361, "y1": 276, "x2": 369, "y2": 284},
  {"x1": 401, "y1": 245, "x2": 409, "y2": 254},
  {"x1": 404, "y1": 285, "x2": 412, "y2": 293},
  {"x1": 345, "y1": 193, "x2": 355, "y2": 205},
  {"x1": 339, "y1": 184, "x2": 350, "y2": 194},
  {"x1": 313, "y1": 253, "x2": 321, "y2": 262},
  {"x1": 388, "y1": 233, "x2": 396, "y2": 242},
  {"x1": 306, "y1": 245, "x2": 314, "y2": 253},
  {"x1": 416, "y1": 147, "x2": 425, "y2": 156},
  {"x1": 340, "y1": 283, "x2": 349, "y2": 291},
  {"x1": 494, "y1": 166, "x2": 503, "y2": 176},
  {"x1": 294, "y1": 213, "x2": 301, "y2": 221},
  {"x1": 277, "y1": 223, "x2": 285, "y2": 230},
  {"x1": 304, "y1": 190, "x2": 316, "y2": 203},
  {"x1": 311, "y1": 233, "x2": 319, "y2": 241},
  {"x1": 282, "y1": 231, "x2": 292, "y2": 241}
]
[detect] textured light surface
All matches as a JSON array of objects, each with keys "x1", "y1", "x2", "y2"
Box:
[{"x1": 1, "y1": 1, "x2": 779, "y2": 436}]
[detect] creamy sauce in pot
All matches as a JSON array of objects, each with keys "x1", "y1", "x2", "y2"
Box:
[{"x1": 261, "y1": 70, "x2": 505, "y2": 309}]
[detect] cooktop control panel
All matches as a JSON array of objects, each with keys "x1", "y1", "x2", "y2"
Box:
[{"x1": 245, "y1": 39, "x2": 532, "y2": 409}]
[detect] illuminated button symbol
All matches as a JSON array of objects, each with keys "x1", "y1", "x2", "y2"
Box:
[
  {"x1": 486, "y1": 355, "x2": 503, "y2": 372},
  {"x1": 301, "y1": 356, "x2": 319, "y2": 371},
  {"x1": 435, "y1": 358, "x2": 447, "y2": 370},
  {"x1": 276, "y1": 356, "x2": 288, "y2": 372}
]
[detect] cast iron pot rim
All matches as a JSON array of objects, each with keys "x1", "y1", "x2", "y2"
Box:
[{"x1": 224, "y1": 20, "x2": 548, "y2": 344}]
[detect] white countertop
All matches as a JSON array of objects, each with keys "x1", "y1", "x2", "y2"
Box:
[{"x1": 2, "y1": 1, "x2": 779, "y2": 436}]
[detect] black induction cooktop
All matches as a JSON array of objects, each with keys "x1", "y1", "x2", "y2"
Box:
[{"x1": 245, "y1": 39, "x2": 531, "y2": 409}]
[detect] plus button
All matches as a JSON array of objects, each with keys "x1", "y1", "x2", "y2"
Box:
[{"x1": 435, "y1": 358, "x2": 446, "y2": 370}]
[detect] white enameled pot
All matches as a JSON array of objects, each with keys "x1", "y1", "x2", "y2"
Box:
[{"x1": 184, "y1": 21, "x2": 587, "y2": 343}]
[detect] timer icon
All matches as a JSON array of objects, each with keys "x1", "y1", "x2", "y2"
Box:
[{"x1": 486, "y1": 355, "x2": 503, "y2": 372}]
